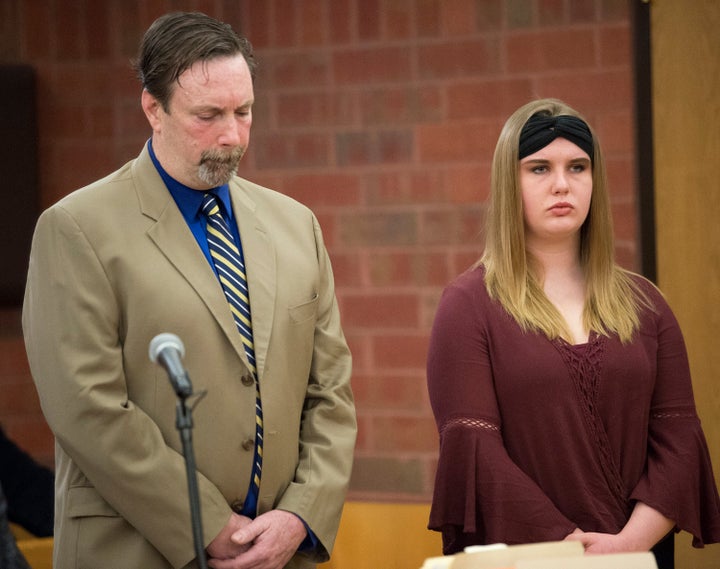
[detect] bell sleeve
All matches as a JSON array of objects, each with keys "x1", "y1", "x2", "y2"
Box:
[
  {"x1": 629, "y1": 286, "x2": 720, "y2": 547},
  {"x1": 426, "y1": 279, "x2": 576, "y2": 554}
]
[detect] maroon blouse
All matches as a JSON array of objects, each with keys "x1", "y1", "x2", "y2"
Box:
[{"x1": 427, "y1": 266, "x2": 720, "y2": 554}]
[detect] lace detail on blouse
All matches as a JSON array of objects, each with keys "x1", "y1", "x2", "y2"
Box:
[
  {"x1": 440, "y1": 416, "x2": 500, "y2": 435},
  {"x1": 553, "y1": 334, "x2": 629, "y2": 513},
  {"x1": 652, "y1": 410, "x2": 696, "y2": 420}
]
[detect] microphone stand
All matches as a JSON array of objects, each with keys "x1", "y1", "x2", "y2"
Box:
[{"x1": 175, "y1": 391, "x2": 209, "y2": 569}]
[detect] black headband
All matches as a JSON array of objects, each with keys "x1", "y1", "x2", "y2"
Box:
[{"x1": 518, "y1": 114, "x2": 594, "y2": 162}]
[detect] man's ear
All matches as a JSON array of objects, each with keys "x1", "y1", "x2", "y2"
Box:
[{"x1": 141, "y1": 89, "x2": 163, "y2": 131}]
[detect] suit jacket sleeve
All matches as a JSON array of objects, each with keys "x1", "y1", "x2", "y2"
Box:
[{"x1": 270, "y1": 213, "x2": 356, "y2": 562}]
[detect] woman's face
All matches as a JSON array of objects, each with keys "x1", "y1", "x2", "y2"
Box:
[{"x1": 519, "y1": 137, "x2": 593, "y2": 249}]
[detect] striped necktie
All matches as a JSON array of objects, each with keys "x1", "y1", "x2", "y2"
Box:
[{"x1": 200, "y1": 192, "x2": 263, "y2": 511}]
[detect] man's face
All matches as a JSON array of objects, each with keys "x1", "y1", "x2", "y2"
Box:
[{"x1": 142, "y1": 54, "x2": 254, "y2": 190}]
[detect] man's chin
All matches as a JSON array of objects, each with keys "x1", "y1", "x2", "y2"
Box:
[{"x1": 198, "y1": 163, "x2": 239, "y2": 187}]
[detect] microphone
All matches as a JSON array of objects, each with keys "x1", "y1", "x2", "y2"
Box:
[{"x1": 149, "y1": 333, "x2": 193, "y2": 397}]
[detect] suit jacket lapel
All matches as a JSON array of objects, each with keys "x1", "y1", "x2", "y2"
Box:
[
  {"x1": 230, "y1": 181, "x2": 276, "y2": 380},
  {"x1": 132, "y1": 146, "x2": 254, "y2": 370}
]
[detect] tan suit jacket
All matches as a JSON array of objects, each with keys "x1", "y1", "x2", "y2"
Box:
[{"x1": 22, "y1": 146, "x2": 356, "y2": 569}]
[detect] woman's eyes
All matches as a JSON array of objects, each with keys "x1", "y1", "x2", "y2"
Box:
[{"x1": 530, "y1": 164, "x2": 587, "y2": 174}]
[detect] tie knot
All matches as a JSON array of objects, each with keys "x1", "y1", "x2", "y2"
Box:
[{"x1": 201, "y1": 193, "x2": 221, "y2": 218}]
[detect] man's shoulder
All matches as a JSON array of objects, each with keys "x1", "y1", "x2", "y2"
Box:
[
  {"x1": 231, "y1": 177, "x2": 313, "y2": 216},
  {"x1": 54, "y1": 157, "x2": 138, "y2": 210},
  {"x1": 50, "y1": 147, "x2": 163, "y2": 218}
]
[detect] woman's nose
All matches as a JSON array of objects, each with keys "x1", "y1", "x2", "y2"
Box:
[{"x1": 552, "y1": 171, "x2": 570, "y2": 193}]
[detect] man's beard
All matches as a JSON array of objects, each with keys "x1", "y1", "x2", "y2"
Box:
[{"x1": 197, "y1": 147, "x2": 245, "y2": 187}]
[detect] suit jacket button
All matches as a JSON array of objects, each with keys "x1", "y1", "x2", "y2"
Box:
[
  {"x1": 242, "y1": 438, "x2": 254, "y2": 451},
  {"x1": 241, "y1": 374, "x2": 254, "y2": 386},
  {"x1": 231, "y1": 499, "x2": 244, "y2": 514}
]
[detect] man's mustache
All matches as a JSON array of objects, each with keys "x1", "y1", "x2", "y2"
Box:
[{"x1": 200, "y1": 147, "x2": 245, "y2": 165}]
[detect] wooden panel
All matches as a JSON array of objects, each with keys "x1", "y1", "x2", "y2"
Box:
[
  {"x1": 651, "y1": 1, "x2": 720, "y2": 567},
  {"x1": 319, "y1": 501, "x2": 442, "y2": 569}
]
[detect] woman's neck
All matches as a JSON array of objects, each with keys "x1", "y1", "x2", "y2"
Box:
[
  {"x1": 526, "y1": 237, "x2": 582, "y2": 279},
  {"x1": 527, "y1": 240, "x2": 589, "y2": 344}
]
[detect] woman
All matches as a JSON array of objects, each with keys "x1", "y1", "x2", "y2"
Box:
[{"x1": 426, "y1": 98, "x2": 720, "y2": 568}]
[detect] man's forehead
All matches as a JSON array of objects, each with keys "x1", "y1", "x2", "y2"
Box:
[{"x1": 170, "y1": 56, "x2": 253, "y2": 106}]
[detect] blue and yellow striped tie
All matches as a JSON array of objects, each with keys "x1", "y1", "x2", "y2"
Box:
[{"x1": 201, "y1": 193, "x2": 263, "y2": 510}]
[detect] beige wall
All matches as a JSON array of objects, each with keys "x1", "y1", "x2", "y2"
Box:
[{"x1": 651, "y1": 1, "x2": 720, "y2": 566}]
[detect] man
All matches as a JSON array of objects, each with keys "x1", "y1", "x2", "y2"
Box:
[{"x1": 22, "y1": 12, "x2": 356, "y2": 569}]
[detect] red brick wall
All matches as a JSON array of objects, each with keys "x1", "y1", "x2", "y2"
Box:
[{"x1": 0, "y1": 0, "x2": 637, "y2": 500}]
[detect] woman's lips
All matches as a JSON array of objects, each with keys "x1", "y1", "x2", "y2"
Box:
[{"x1": 549, "y1": 202, "x2": 573, "y2": 215}]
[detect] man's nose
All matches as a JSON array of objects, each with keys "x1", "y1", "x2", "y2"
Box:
[{"x1": 218, "y1": 116, "x2": 243, "y2": 146}]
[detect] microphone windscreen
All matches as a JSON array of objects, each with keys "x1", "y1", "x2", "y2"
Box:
[{"x1": 149, "y1": 333, "x2": 185, "y2": 363}]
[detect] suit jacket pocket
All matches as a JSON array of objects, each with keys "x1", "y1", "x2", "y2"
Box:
[
  {"x1": 65, "y1": 486, "x2": 171, "y2": 569},
  {"x1": 288, "y1": 293, "x2": 319, "y2": 324},
  {"x1": 67, "y1": 485, "x2": 118, "y2": 518}
]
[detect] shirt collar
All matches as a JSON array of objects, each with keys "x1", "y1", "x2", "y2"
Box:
[{"x1": 147, "y1": 138, "x2": 234, "y2": 221}]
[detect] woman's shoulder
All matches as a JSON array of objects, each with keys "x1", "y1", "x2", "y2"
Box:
[
  {"x1": 622, "y1": 270, "x2": 679, "y2": 327},
  {"x1": 437, "y1": 264, "x2": 498, "y2": 316},
  {"x1": 444, "y1": 263, "x2": 489, "y2": 297},
  {"x1": 623, "y1": 270, "x2": 668, "y2": 306},
  {"x1": 432, "y1": 264, "x2": 503, "y2": 337}
]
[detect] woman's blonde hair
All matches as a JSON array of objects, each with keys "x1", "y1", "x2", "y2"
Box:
[{"x1": 480, "y1": 98, "x2": 649, "y2": 343}]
